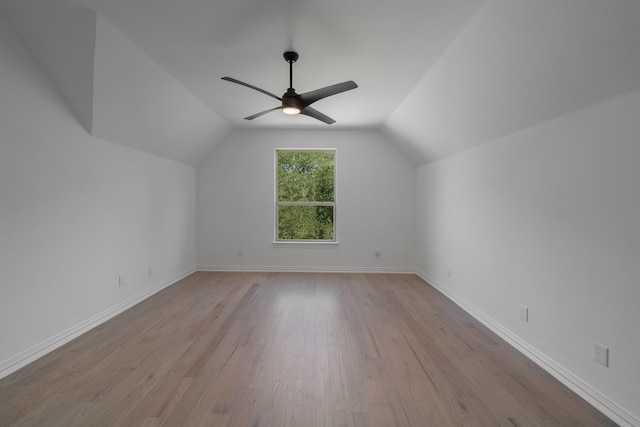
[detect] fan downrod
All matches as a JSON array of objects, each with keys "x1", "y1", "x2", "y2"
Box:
[{"x1": 283, "y1": 51, "x2": 299, "y2": 63}]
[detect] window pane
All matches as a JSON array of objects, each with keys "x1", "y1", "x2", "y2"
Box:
[
  {"x1": 277, "y1": 205, "x2": 334, "y2": 240},
  {"x1": 277, "y1": 151, "x2": 334, "y2": 202}
]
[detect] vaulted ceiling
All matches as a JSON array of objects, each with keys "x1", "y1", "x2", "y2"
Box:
[{"x1": 2, "y1": 0, "x2": 640, "y2": 166}]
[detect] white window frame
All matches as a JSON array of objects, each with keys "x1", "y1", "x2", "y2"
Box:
[{"x1": 274, "y1": 148, "x2": 337, "y2": 244}]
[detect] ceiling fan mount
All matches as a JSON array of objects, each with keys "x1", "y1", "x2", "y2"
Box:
[
  {"x1": 283, "y1": 51, "x2": 299, "y2": 63},
  {"x1": 222, "y1": 51, "x2": 357, "y2": 125}
]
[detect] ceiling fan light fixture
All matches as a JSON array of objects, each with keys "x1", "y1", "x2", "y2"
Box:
[{"x1": 282, "y1": 106, "x2": 301, "y2": 115}]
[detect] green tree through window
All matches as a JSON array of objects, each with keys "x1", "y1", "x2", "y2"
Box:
[{"x1": 276, "y1": 150, "x2": 335, "y2": 241}]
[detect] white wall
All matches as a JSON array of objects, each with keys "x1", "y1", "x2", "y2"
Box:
[
  {"x1": 0, "y1": 14, "x2": 196, "y2": 377},
  {"x1": 416, "y1": 88, "x2": 640, "y2": 424},
  {"x1": 197, "y1": 129, "x2": 415, "y2": 271}
]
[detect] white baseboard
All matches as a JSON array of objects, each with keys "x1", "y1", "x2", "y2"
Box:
[
  {"x1": 416, "y1": 269, "x2": 638, "y2": 427},
  {"x1": 0, "y1": 268, "x2": 196, "y2": 381},
  {"x1": 197, "y1": 265, "x2": 417, "y2": 274}
]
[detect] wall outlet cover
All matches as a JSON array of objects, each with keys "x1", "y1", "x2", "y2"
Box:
[{"x1": 594, "y1": 342, "x2": 609, "y2": 367}]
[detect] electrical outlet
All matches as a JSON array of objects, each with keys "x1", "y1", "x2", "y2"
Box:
[
  {"x1": 148, "y1": 267, "x2": 153, "y2": 276},
  {"x1": 447, "y1": 268, "x2": 452, "y2": 277},
  {"x1": 237, "y1": 249, "x2": 243, "y2": 257},
  {"x1": 594, "y1": 342, "x2": 609, "y2": 367},
  {"x1": 118, "y1": 275, "x2": 126, "y2": 287},
  {"x1": 520, "y1": 305, "x2": 529, "y2": 322}
]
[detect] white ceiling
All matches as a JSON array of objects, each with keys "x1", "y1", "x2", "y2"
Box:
[
  {"x1": 2, "y1": 0, "x2": 640, "y2": 165},
  {"x1": 55, "y1": 0, "x2": 483, "y2": 129}
]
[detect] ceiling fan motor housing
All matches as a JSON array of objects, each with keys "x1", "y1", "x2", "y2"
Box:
[{"x1": 282, "y1": 88, "x2": 301, "y2": 110}]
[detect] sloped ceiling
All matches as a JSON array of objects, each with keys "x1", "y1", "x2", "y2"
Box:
[
  {"x1": 383, "y1": 0, "x2": 640, "y2": 164},
  {"x1": 0, "y1": 1, "x2": 230, "y2": 165},
  {"x1": 1, "y1": 0, "x2": 640, "y2": 166},
  {"x1": 91, "y1": 14, "x2": 230, "y2": 165}
]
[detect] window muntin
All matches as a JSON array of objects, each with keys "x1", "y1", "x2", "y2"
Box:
[{"x1": 275, "y1": 149, "x2": 336, "y2": 242}]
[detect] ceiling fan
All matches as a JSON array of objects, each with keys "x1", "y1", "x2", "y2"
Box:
[{"x1": 222, "y1": 51, "x2": 357, "y2": 125}]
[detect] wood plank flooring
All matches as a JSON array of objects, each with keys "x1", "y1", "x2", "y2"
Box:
[{"x1": 0, "y1": 272, "x2": 616, "y2": 426}]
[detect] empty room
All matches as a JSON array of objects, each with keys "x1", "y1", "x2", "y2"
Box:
[{"x1": 0, "y1": 0, "x2": 639, "y2": 425}]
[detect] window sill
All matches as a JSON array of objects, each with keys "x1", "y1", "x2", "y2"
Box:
[{"x1": 272, "y1": 241, "x2": 339, "y2": 249}]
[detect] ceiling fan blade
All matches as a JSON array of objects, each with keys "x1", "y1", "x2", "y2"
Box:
[
  {"x1": 300, "y1": 106, "x2": 336, "y2": 125},
  {"x1": 222, "y1": 77, "x2": 282, "y2": 101},
  {"x1": 299, "y1": 81, "x2": 358, "y2": 108},
  {"x1": 244, "y1": 106, "x2": 281, "y2": 120}
]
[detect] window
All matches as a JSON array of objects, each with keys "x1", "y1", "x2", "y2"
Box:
[{"x1": 275, "y1": 149, "x2": 336, "y2": 242}]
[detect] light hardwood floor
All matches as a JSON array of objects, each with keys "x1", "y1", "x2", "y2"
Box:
[{"x1": 0, "y1": 272, "x2": 616, "y2": 426}]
